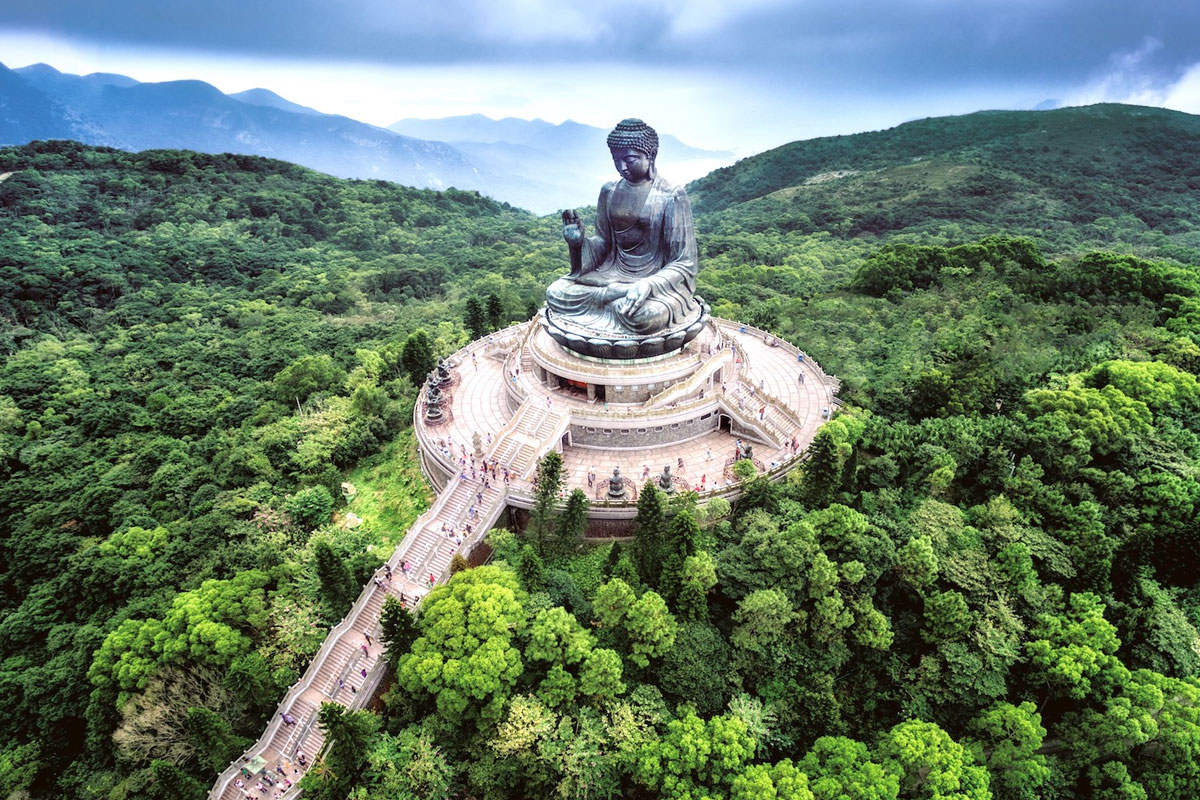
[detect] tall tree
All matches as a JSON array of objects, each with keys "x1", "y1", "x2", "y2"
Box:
[
  {"x1": 967, "y1": 701, "x2": 1049, "y2": 800},
  {"x1": 632, "y1": 483, "x2": 666, "y2": 587},
  {"x1": 359, "y1": 727, "x2": 453, "y2": 800},
  {"x1": 486, "y1": 292, "x2": 504, "y2": 331},
  {"x1": 287, "y1": 484, "x2": 334, "y2": 531},
  {"x1": 396, "y1": 566, "x2": 527, "y2": 720},
  {"x1": 634, "y1": 708, "x2": 757, "y2": 799},
  {"x1": 798, "y1": 736, "x2": 898, "y2": 800},
  {"x1": 314, "y1": 540, "x2": 359, "y2": 618},
  {"x1": 554, "y1": 488, "x2": 589, "y2": 556},
  {"x1": 465, "y1": 297, "x2": 487, "y2": 339},
  {"x1": 526, "y1": 606, "x2": 594, "y2": 667},
  {"x1": 593, "y1": 579, "x2": 638, "y2": 629},
  {"x1": 272, "y1": 354, "x2": 344, "y2": 406},
  {"x1": 579, "y1": 648, "x2": 626, "y2": 703},
  {"x1": 677, "y1": 551, "x2": 718, "y2": 621},
  {"x1": 184, "y1": 707, "x2": 246, "y2": 772},
  {"x1": 603, "y1": 541, "x2": 623, "y2": 579},
  {"x1": 625, "y1": 591, "x2": 679, "y2": 667},
  {"x1": 801, "y1": 428, "x2": 841, "y2": 509},
  {"x1": 517, "y1": 543, "x2": 545, "y2": 590},
  {"x1": 661, "y1": 507, "x2": 702, "y2": 601},
  {"x1": 379, "y1": 596, "x2": 418, "y2": 665},
  {"x1": 528, "y1": 451, "x2": 564, "y2": 556},
  {"x1": 875, "y1": 720, "x2": 990, "y2": 800},
  {"x1": 401, "y1": 329, "x2": 436, "y2": 388},
  {"x1": 300, "y1": 703, "x2": 382, "y2": 800}
]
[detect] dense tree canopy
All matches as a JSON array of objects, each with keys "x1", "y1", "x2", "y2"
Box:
[{"x1": 5, "y1": 128, "x2": 1200, "y2": 799}]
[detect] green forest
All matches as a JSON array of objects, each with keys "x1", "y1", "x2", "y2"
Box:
[{"x1": 3, "y1": 101, "x2": 1200, "y2": 800}]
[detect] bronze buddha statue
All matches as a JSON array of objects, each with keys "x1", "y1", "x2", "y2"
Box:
[{"x1": 543, "y1": 119, "x2": 707, "y2": 359}]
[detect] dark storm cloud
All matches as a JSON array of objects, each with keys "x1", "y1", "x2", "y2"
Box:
[
  {"x1": 4, "y1": 0, "x2": 1200, "y2": 90},
  {"x1": 692, "y1": 0, "x2": 1200, "y2": 91}
]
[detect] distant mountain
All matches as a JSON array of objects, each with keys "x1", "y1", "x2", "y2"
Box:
[
  {"x1": 0, "y1": 63, "x2": 730, "y2": 212},
  {"x1": 1, "y1": 62, "x2": 481, "y2": 192},
  {"x1": 230, "y1": 88, "x2": 322, "y2": 116},
  {"x1": 0, "y1": 63, "x2": 80, "y2": 143},
  {"x1": 389, "y1": 114, "x2": 722, "y2": 159},
  {"x1": 389, "y1": 114, "x2": 734, "y2": 213}
]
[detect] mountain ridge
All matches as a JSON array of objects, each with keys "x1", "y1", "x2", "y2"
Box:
[
  {"x1": 0, "y1": 62, "x2": 728, "y2": 213},
  {"x1": 688, "y1": 103, "x2": 1200, "y2": 216},
  {"x1": 389, "y1": 113, "x2": 734, "y2": 213},
  {"x1": 686, "y1": 103, "x2": 1200, "y2": 266},
  {"x1": 1, "y1": 62, "x2": 483, "y2": 192},
  {"x1": 229, "y1": 87, "x2": 323, "y2": 116}
]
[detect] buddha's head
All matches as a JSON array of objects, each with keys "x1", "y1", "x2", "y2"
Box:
[{"x1": 607, "y1": 118, "x2": 658, "y2": 184}]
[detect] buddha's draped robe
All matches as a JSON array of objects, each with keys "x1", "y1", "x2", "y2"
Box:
[{"x1": 545, "y1": 174, "x2": 699, "y2": 336}]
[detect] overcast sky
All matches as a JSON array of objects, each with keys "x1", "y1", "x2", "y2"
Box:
[{"x1": 3, "y1": 1, "x2": 1200, "y2": 154}]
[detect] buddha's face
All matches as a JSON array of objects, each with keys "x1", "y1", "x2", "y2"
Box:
[{"x1": 611, "y1": 147, "x2": 653, "y2": 184}]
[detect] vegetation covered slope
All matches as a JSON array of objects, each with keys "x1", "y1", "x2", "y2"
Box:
[
  {"x1": 0, "y1": 141, "x2": 563, "y2": 799},
  {"x1": 345, "y1": 244, "x2": 1200, "y2": 800},
  {"x1": 2, "y1": 97, "x2": 1200, "y2": 800},
  {"x1": 690, "y1": 104, "x2": 1200, "y2": 263}
]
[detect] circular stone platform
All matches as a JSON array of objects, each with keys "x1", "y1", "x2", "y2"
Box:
[{"x1": 413, "y1": 315, "x2": 840, "y2": 526}]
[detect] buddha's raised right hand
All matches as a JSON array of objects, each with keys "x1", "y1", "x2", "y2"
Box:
[{"x1": 562, "y1": 210, "x2": 586, "y2": 247}]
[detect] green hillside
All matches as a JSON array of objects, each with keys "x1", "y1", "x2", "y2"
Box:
[
  {"x1": 3, "y1": 118, "x2": 1200, "y2": 800},
  {"x1": 691, "y1": 104, "x2": 1200, "y2": 261},
  {"x1": 0, "y1": 141, "x2": 561, "y2": 799}
]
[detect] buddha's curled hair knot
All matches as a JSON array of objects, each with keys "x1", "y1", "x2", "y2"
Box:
[{"x1": 607, "y1": 118, "x2": 659, "y2": 160}]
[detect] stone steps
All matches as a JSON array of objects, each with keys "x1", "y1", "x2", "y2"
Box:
[{"x1": 209, "y1": 455, "x2": 503, "y2": 798}]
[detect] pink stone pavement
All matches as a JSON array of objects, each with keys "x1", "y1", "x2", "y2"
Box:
[{"x1": 430, "y1": 318, "x2": 838, "y2": 496}]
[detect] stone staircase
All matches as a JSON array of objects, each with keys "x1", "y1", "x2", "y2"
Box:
[
  {"x1": 211, "y1": 384, "x2": 566, "y2": 799},
  {"x1": 209, "y1": 473, "x2": 511, "y2": 799},
  {"x1": 722, "y1": 381, "x2": 786, "y2": 448},
  {"x1": 488, "y1": 400, "x2": 539, "y2": 472},
  {"x1": 646, "y1": 348, "x2": 732, "y2": 409},
  {"x1": 486, "y1": 399, "x2": 568, "y2": 481}
]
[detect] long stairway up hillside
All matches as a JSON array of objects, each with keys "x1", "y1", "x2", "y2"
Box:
[{"x1": 210, "y1": 391, "x2": 557, "y2": 800}]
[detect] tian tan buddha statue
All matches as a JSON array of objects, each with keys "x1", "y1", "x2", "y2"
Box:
[{"x1": 543, "y1": 118, "x2": 707, "y2": 359}]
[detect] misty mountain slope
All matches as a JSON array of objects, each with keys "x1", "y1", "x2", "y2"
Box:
[
  {"x1": 229, "y1": 87, "x2": 323, "y2": 116},
  {"x1": 391, "y1": 113, "x2": 734, "y2": 213},
  {"x1": 0, "y1": 62, "x2": 738, "y2": 211},
  {"x1": 389, "y1": 113, "x2": 723, "y2": 159},
  {"x1": 0, "y1": 63, "x2": 81, "y2": 143},
  {"x1": 2, "y1": 62, "x2": 482, "y2": 191},
  {"x1": 0, "y1": 62, "x2": 729, "y2": 211}
]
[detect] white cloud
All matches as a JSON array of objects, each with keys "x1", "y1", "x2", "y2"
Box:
[
  {"x1": 1063, "y1": 36, "x2": 1172, "y2": 106},
  {"x1": 662, "y1": 0, "x2": 793, "y2": 40},
  {"x1": 1162, "y1": 62, "x2": 1200, "y2": 114},
  {"x1": 0, "y1": 30, "x2": 105, "y2": 74},
  {"x1": 1061, "y1": 36, "x2": 1200, "y2": 118},
  {"x1": 468, "y1": 0, "x2": 598, "y2": 45}
]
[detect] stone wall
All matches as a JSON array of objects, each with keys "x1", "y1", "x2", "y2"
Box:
[
  {"x1": 570, "y1": 411, "x2": 719, "y2": 448},
  {"x1": 596, "y1": 377, "x2": 684, "y2": 403},
  {"x1": 506, "y1": 506, "x2": 636, "y2": 539}
]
